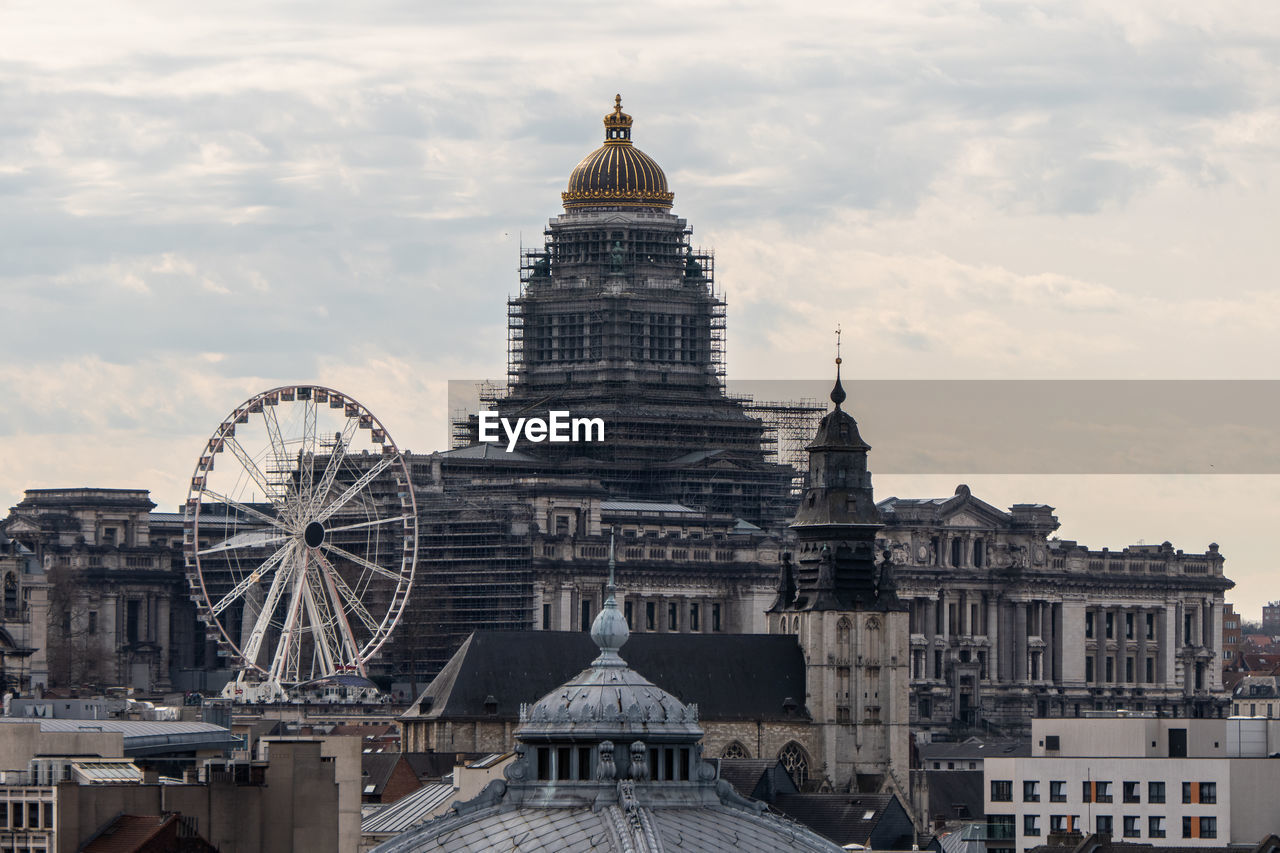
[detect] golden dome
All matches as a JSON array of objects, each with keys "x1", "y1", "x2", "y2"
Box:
[{"x1": 562, "y1": 95, "x2": 674, "y2": 210}]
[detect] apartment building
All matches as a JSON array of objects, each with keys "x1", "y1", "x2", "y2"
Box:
[{"x1": 984, "y1": 716, "x2": 1280, "y2": 853}]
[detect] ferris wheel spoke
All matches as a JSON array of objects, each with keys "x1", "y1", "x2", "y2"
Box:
[
  {"x1": 209, "y1": 543, "x2": 291, "y2": 617},
  {"x1": 298, "y1": 398, "x2": 318, "y2": 510},
  {"x1": 200, "y1": 489, "x2": 291, "y2": 533},
  {"x1": 239, "y1": 553, "x2": 297, "y2": 667},
  {"x1": 324, "y1": 514, "x2": 413, "y2": 535},
  {"x1": 308, "y1": 418, "x2": 358, "y2": 516},
  {"x1": 314, "y1": 456, "x2": 394, "y2": 524},
  {"x1": 197, "y1": 531, "x2": 293, "y2": 557},
  {"x1": 315, "y1": 551, "x2": 382, "y2": 637},
  {"x1": 224, "y1": 437, "x2": 290, "y2": 514},
  {"x1": 320, "y1": 542, "x2": 405, "y2": 584},
  {"x1": 301, "y1": 570, "x2": 340, "y2": 676},
  {"x1": 269, "y1": 567, "x2": 309, "y2": 684}
]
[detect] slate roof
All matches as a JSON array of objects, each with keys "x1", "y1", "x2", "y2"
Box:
[
  {"x1": 717, "y1": 759, "x2": 798, "y2": 801},
  {"x1": 771, "y1": 793, "x2": 905, "y2": 848},
  {"x1": 402, "y1": 631, "x2": 809, "y2": 723},
  {"x1": 81, "y1": 815, "x2": 170, "y2": 852},
  {"x1": 924, "y1": 770, "x2": 984, "y2": 822},
  {"x1": 363, "y1": 753, "x2": 403, "y2": 797}
]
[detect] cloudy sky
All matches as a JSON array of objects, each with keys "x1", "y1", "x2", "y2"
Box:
[{"x1": 2, "y1": 1, "x2": 1278, "y2": 615}]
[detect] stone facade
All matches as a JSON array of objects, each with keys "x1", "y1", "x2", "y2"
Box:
[
  {"x1": 880, "y1": 486, "x2": 1233, "y2": 733},
  {"x1": 0, "y1": 531, "x2": 49, "y2": 691},
  {"x1": 1, "y1": 489, "x2": 208, "y2": 692}
]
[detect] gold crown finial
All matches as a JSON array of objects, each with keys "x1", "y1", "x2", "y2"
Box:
[{"x1": 603, "y1": 94, "x2": 633, "y2": 138}]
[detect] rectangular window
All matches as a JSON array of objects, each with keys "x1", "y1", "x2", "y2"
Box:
[
  {"x1": 1126, "y1": 612, "x2": 1134, "y2": 639},
  {"x1": 1105, "y1": 656, "x2": 1114, "y2": 682},
  {"x1": 645, "y1": 602, "x2": 656, "y2": 631},
  {"x1": 1200, "y1": 782, "x2": 1216, "y2": 804},
  {"x1": 1148, "y1": 781, "x2": 1165, "y2": 803},
  {"x1": 1149, "y1": 816, "x2": 1166, "y2": 838},
  {"x1": 1200, "y1": 816, "x2": 1217, "y2": 839},
  {"x1": 1123, "y1": 816, "x2": 1140, "y2": 838},
  {"x1": 712, "y1": 603, "x2": 722, "y2": 632},
  {"x1": 1024, "y1": 780, "x2": 1040, "y2": 802},
  {"x1": 1023, "y1": 815, "x2": 1040, "y2": 837},
  {"x1": 581, "y1": 599, "x2": 592, "y2": 632},
  {"x1": 1086, "y1": 657, "x2": 1094, "y2": 682},
  {"x1": 1126, "y1": 657, "x2": 1134, "y2": 682},
  {"x1": 991, "y1": 780, "x2": 1013, "y2": 802},
  {"x1": 690, "y1": 603, "x2": 700, "y2": 632},
  {"x1": 1050, "y1": 780, "x2": 1066, "y2": 802},
  {"x1": 1045, "y1": 736, "x2": 1060, "y2": 752},
  {"x1": 1146, "y1": 657, "x2": 1155, "y2": 683},
  {"x1": 623, "y1": 601, "x2": 632, "y2": 628},
  {"x1": 1182, "y1": 816, "x2": 1193, "y2": 839},
  {"x1": 1096, "y1": 781, "x2": 1112, "y2": 803},
  {"x1": 1182, "y1": 781, "x2": 1193, "y2": 804},
  {"x1": 1123, "y1": 781, "x2": 1139, "y2": 803},
  {"x1": 88, "y1": 610, "x2": 98, "y2": 634},
  {"x1": 1146, "y1": 612, "x2": 1155, "y2": 640},
  {"x1": 1050, "y1": 815, "x2": 1067, "y2": 833},
  {"x1": 1096, "y1": 815, "x2": 1113, "y2": 835},
  {"x1": 987, "y1": 815, "x2": 1015, "y2": 841},
  {"x1": 1106, "y1": 611, "x2": 1114, "y2": 639},
  {"x1": 1082, "y1": 780, "x2": 1092, "y2": 803},
  {"x1": 667, "y1": 602, "x2": 679, "y2": 631},
  {"x1": 544, "y1": 602, "x2": 552, "y2": 628},
  {"x1": 1086, "y1": 611, "x2": 1095, "y2": 638}
]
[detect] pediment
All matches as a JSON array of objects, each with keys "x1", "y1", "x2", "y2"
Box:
[
  {"x1": 946, "y1": 512, "x2": 983, "y2": 528},
  {"x1": 3, "y1": 517, "x2": 40, "y2": 534}
]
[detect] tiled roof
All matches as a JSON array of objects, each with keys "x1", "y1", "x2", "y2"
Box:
[{"x1": 81, "y1": 815, "x2": 170, "y2": 852}]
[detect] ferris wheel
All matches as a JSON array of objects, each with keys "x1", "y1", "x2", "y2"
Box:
[{"x1": 184, "y1": 385, "x2": 417, "y2": 702}]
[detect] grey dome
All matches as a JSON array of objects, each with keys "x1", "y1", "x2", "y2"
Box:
[
  {"x1": 518, "y1": 659, "x2": 702, "y2": 741},
  {"x1": 372, "y1": 801, "x2": 843, "y2": 852}
]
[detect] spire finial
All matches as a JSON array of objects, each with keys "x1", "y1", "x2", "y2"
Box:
[
  {"x1": 590, "y1": 529, "x2": 629, "y2": 665},
  {"x1": 614, "y1": 93, "x2": 622, "y2": 112},
  {"x1": 831, "y1": 324, "x2": 846, "y2": 409},
  {"x1": 607, "y1": 531, "x2": 616, "y2": 591}
]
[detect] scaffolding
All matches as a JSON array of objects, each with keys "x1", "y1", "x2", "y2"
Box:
[
  {"x1": 741, "y1": 399, "x2": 827, "y2": 493},
  {"x1": 386, "y1": 484, "x2": 535, "y2": 682}
]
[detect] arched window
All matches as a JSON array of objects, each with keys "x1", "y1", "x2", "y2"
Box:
[
  {"x1": 865, "y1": 617, "x2": 882, "y2": 664},
  {"x1": 3, "y1": 573, "x2": 16, "y2": 615},
  {"x1": 778, "y1": 741, "x2": 810, "y2": 786},
  {"x1": 721, "y1": 741, "x2": 750, "y2": 759},
  {"x1": 836, "y1": 617, "x2": 852, "y2": 660}
]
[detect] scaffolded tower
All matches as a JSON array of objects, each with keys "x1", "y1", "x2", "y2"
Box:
[{"x1": 456, "y1": 96, "x2": 800, "y2": 529}]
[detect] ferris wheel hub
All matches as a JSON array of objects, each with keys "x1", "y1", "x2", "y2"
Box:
[{"x1": 303, "y1": 520, "x2": 326, "y2": 548}]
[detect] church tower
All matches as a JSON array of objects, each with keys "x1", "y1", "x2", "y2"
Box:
[{"x1": 768, "y1": 359, "x2": 910, "y2": 792}]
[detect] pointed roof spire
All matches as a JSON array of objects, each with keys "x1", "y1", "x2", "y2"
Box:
[{"x1": 831, "y1": 324, "x2": 846, "y2": 409}]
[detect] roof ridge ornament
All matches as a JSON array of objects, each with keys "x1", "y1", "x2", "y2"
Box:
[{"x1": 590, "y1": 531, "x2": 630, "y2": 666}]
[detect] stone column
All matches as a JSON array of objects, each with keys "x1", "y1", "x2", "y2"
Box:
[
  {"x1": 1013, "y1": 603, "x2": 1028, "y2": 682},
  {"x1": 1136, "y1": 607, "x2": 1148, "y2": 684},
  {"x1": 1060, "y1": 599, "x2": 1085, "y2": 686},
  {"x1": 987, "y1": 595, "x2": 1000, "y2": 681}
]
